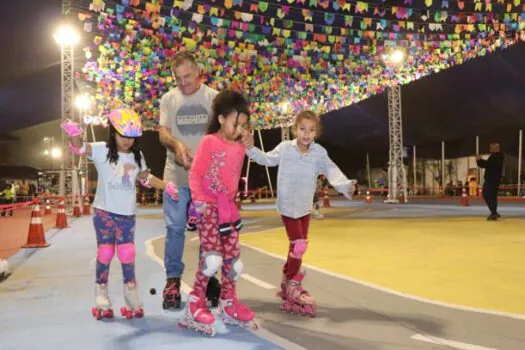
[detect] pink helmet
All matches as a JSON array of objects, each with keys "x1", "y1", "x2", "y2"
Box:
[{"x1": 108, "y1": 108, "x2": 142, "y2": 137}]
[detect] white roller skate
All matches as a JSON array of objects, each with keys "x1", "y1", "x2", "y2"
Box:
[
  {"x1": 178, "y1": 291, "x2": 216, "y2": 336},
  {"x1": 219, "y1": 290, "x2": 258, "y2": 329},
  {"x1": 280, "y1": 271, "x2": 317, "y2": 317},
  {"x1": 120, "y1": 281, "x2": 144, "y2": 319},
  {"x1": 91, "y1": 283, "x2": 114, "y2": 320}
]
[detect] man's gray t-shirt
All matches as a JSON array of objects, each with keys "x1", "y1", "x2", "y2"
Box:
[{"x1": 159, "y1": 84, "x2": 218, "y2": 186}]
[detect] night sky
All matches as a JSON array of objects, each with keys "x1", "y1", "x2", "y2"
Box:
[
  {"x1": 1, "y1": 1, "x2": 525, "y2": 181},
  {"x1": 0, "y1": 0, "x2": 62, "y2": 84}
]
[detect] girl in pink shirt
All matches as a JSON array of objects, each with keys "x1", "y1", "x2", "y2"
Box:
[{"x1": 179, "y1": 91, "x2": 256, "y2": 336}]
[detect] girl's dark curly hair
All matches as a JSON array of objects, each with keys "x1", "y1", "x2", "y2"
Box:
[
  {"x1": 207, "y1": 90, "x2": 250, "y2": 135},
  {"x1": 106, "y1": 125, "x2": 143, "y2": 168}
]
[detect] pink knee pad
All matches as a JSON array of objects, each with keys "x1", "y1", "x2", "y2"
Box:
[
  {"x1": 291, "y1": 239, "x2": 308, "y2": 259},
  {"x1": 116, "y1": 243, "x2": 136, "y2": 264},
  {"x1": 97, "y1": 244, "x2": 115, "y2": 264}
]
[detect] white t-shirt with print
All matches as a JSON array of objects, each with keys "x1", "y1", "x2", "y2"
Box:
[
  {"x1": 90, "y1": 142, "x2": 147, "y2": 215},
  {"x1": 159, "y1": 84, "x2": 218, "y2": 186}
]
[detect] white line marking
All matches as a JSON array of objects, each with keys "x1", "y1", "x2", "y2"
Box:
[
  {"x1": 144, "y1": 235, "x2": 306, "y2": 350},
  {"x1": 240, "y1": 241, "x2": 525, "y2": 321},
  {"x1": 410, "y1": 334, "x2": 498, "y2": 350},
  {"x1": 245, "y1": 224, "x2": 263, "y2": 229},
  {"x1": 241, "y1": 274, "x2": 276, "y2": 290}
]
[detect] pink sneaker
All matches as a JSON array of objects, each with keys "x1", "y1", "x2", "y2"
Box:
[{"x1": 178, "y1": 291, "x2": 216, "y2": 336}]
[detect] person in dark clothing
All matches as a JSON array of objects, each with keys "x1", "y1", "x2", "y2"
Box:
[{"x1": 476, "y1": 142, "x2": 504, "y2": 221}]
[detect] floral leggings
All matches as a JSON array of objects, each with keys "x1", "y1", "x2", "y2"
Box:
[
  {"x1": 192, "y1": 204, "x2": 240, "y2": 299},
  {"x1": 93, "y1": 208, "x2": 136, "y2": 284}
]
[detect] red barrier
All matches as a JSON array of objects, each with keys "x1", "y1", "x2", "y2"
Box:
[{"x1": 0, "y1": 200, "x2": 34, "y2": 212}]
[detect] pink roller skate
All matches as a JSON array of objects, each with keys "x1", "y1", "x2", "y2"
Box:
[
  {"x1": 219, "y1": 290, "x2": 258, "y2": 329},
  {"x1": 91, "y1": 283, "x2": 114, "y2": 320},
  {"x1": 178, "y1": 291, "x2": 216, "y2": 336},
  {"x1": 280, "y1": 271, "x2": 317, "y2": 317},
  {"x1": 120, "y1": 281, "x2": 144, "y2": 319}
]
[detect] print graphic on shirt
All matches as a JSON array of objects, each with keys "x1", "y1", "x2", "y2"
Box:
[
  {"x1": 176, "y1": 104, "x2": 209, "y2": 136},
  {"x1": 109, "y1": 162, "x2": 136, "y2": 191},
  {"x1": 206, "y1": 151, "x2": 228, "y2": 194}
]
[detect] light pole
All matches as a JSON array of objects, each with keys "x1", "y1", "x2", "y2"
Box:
[
  {"x1": 54, "y1": 24, "x2": 79, "y2": 197},
  {"x1": 382, "y1": 49, "x2": 408, "y2": 204},
  {"x1": 75, "y1": 94, "x2": 91, "y2": 196}
]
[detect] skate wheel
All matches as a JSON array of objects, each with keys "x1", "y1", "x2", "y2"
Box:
[
  {"x1": 121, "y1": 306, "x2": 132, "y2": 319},
  {"x1": 91, "y1": 307, "x2": 102, "y2": 320},
  {"x1": 134, "y1": 309, "x2": 144, "y2": 318},
  {"x1": 205, "y1": 328, "x2": 216, "y2": 337},
  {"x1": 103, "y1": 309, "x2": 114, "y2": 318},
  {"x1": 163, "y1": 298, "x2": 181, "y2": 309}
]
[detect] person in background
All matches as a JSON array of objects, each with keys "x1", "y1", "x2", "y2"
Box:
[{"x1": 477, "y1": 142, "x2": 504, "y2": 221}]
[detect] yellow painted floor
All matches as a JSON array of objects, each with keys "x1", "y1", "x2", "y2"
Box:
[{"x1": 241, "y1": 216, "x2": 525, "y2": 315}]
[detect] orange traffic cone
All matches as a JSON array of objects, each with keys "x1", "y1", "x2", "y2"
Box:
[
  {"x1": 55, "y1": 199, "x2": 69, "y2": 229},
  {"x1": 460, "y1": 188, "x2": 469, "y2": 207},
  {"x1": 22, "y1": 201, "x2": 50, "y2": 248},
  {"x1": 73, "y1": 197, "x2": 82, "y2": 217},
  {"x1": 82, "y1": 195, "x2": 91, "y2": 215},
  {"x1": 365, "y1": 191, "x2": 372, "y2": 204},
  {"x1": 44, "y1": 199, "x2": 52, "y2": 215},
  {"x1": 323, "y1": 190, "x2": 330, "y2": 208}
]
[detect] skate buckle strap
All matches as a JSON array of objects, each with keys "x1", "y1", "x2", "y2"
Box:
[
  {"x1": 288, "y1": 281, "x2": 310, "y2": 300},
  {"x1": 223, "y1": 297, "x2": 250, "y2": 314},
  {"x1": 223, "y1": 298, "x2": 240, "y2": 318}
]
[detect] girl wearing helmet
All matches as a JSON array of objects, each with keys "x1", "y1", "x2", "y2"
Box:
[{"x1": 61, "y1": 108, "x2": 179, "y2": 320}]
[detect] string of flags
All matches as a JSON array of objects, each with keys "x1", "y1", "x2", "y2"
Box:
[{"x1": 79, "y1": 0, "x2": 525, "y2": 129}]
